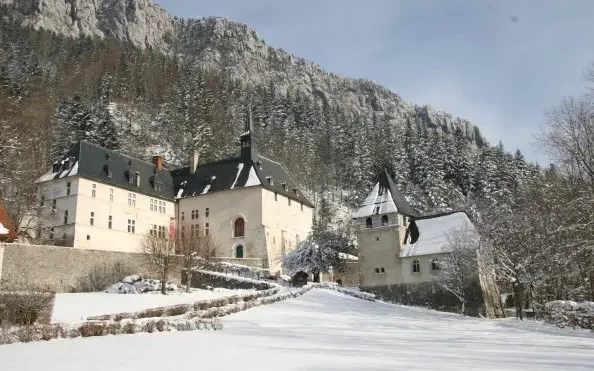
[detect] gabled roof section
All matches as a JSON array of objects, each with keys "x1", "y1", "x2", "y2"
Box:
[
  {"x1": 400, "y1": 211, "x2": 477, "y2": 257},
  {"x1": 172, "y1": 155, "x2": 314, "y2": 208},
  {"x1": 37, "y1": 141, "x2": 175, "y2": 200},
  {"x1": 0, "y1": 197, "x2": 17, "y2": 241},
  {"x1": 353, "y1": 170, "x2": 419, "y2": 218}
]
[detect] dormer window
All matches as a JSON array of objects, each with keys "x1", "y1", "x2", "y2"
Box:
[
  {"x1": 266, "y1": 176, "x2": 273, "y2": 186},
  {"x1": 378, "y1": 186, "x2": 385, "y2": 196},
  {"x1": 134, "y1": 172, "x2": 140, "y2": 187},
  {"x1": 373, "y1": 207, "x2": 380, "y2": 215},
  {"x1": 282, "y1": 182, "x2": 287, "y2": 191},
  {"x1": 293, "y1": 188, "x2": 298, "y2": 194},
  {"x1": 104, "y1": 163, "x2": 112, "y2": 178}
]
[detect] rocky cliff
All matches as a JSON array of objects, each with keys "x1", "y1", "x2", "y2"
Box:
[{"x1": 1, "y1": 0, "x2": 487, "y2": 147}]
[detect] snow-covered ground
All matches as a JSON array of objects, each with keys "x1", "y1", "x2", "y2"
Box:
[
  {"x1": 3, "y1": 290, "x2": 593, "y2": 370},
  {"x1": 52, "y1": 288, "x2": 250, "y2": 324}
]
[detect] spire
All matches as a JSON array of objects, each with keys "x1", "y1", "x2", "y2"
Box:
[{"x1": 240, "y1": 103, "x2": 257, "y2": 162}]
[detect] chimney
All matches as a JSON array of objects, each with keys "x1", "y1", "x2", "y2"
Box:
[
  {"x1": 152, "y1": 155, "x2": 164, "y2": 171},
  {"x1": 191, "y1": 149, "x2": 199, "y2": 174}
]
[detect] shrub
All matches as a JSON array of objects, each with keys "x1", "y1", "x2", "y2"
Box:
[
  {"x1": 75, "y1": 262, "x2": 134, "y2": 292},
  {"x1": 0, "y1": 292, "x2": 56, "y2": 326},
  {"x1": 79, "y1": 322, "x2": 107, "y2": 337}
]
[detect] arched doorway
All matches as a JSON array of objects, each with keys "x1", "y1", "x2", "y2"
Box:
[{"x1": 235, "y1": 245, "x2": 244, "y2": 258}]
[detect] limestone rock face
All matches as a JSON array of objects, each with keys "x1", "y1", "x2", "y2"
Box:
[{"x1": 1, "y1": 0, "x2": 488, "y2": 147}]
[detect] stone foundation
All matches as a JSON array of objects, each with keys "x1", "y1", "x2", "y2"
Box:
[{"x1": 362, "y1": 280, "x2": 485, "y2": 316}]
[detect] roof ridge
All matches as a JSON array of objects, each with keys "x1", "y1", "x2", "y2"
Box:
[{"x1": 79, "y1": 140, "x2": 161, "y2": 169}]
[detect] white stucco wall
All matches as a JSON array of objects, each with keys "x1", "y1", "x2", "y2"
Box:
[
  {"x1": 177, "y1": 186, "x2": 263, "y2": 261},
  {"x1": 261, "y1": 189, "x2": 313, "y2": 273},
  {"x1": 73, "y1": 178, "x2": 175, "y2": 252},
  {"x1": 38, "y1": 176, "x2": 175, "y2": 253}
]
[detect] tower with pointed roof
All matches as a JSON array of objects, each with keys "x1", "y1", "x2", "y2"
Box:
[{"x1": 240, "y1": 105, "x2": 257, "y2": 162}]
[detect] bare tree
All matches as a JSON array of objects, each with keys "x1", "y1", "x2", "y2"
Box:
[
  {"x1": 437, "y1": 226, "x2": 480, "y2": 314},
  {"x1": 176, "y1": 222, "x2": 217, "y2": 293},
  {"x1": 539, "y1": 96, "x2": 594, "y2": 192},
  {"x1": 140, "y1": 233, "x2": 176, "y2": 295}
]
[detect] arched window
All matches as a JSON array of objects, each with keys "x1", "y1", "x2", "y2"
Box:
[
  {"x1": 412, "y1": 259, "x2": 420, "y2": 273},
  {"x1": 234, "y1": 217, "x2": 245, "y2": 237},
  {"x1": 235, "y1": 245, "x2": 244, "y2": 258},
  {"x1": 381, "y1": 215, "x2": 388, "y2": 226},
  {"x1": 431, "y1": 259, "x2": 439, "y2": 271},
  {"x1": 366, "y1": 217, "x2": 373, "y2": 229}
]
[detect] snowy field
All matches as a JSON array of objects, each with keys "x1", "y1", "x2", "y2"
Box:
[
  {"x1": 52, "y1": 288, "x2": 250, "y2": 323},
  {"x1": 3, "y1": 289, "x2": 594, "y2": 370}
]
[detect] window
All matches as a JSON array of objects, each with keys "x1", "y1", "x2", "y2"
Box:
[
  {"x1": 205, "y1": 223, "x2": 210, "y2": 236},
  {"x1": 128, "y1": 219, "x2": 135, "y2": 233},
  {"x1": 181, "y1": 212, "x2": 185, "y2": 221},
  {"x1": 412, "y1": 259, "x2": 420, "y2": 273},
  {"x1": 376, "y1": 237, "x2": 380, "y2": 241},
  {"x1": 375, "y1": 267, "x2": 385, "y2": 275},
  {"x1": 63, "y1": 210, "x2": 68, "y2": 225},
  {"x1": 381, "y1": 215, "x2": 388, "y2": 226},
  {"x1": 49, "y1": 227, "x2": 54, "y2": 240},
  {"x1": 288, "y1": 198, "x2": 291, "y2": 206},
  {"x1": 66, "y1": 182, "x2": 71, "y2": 196},
  {"x1": 234, "y1": 217, "x2": 245, "y2": 237},
  {"x1": 87, "y1": 235, "x2": 91, "y2": 241},
  {"x1": 128, "y1": 193, "x2": 136, "y2": 207},
  {"x1": 90, "y1": 211, "x2": 95, "y2": 226},
  {"x1": 191, "y1": 210, "x2": 197, "y2": 220},
  {"x1": 374, "y1": 268, "x2": 380, "y2": 274},
  {"x1": 366, "y1": 217, "x2": 372, "y2": 229},
  {"x1": 205, "y1": 208, "x2": 210, "y2": 217},
  {"x1": 159, "y1": 201, "x2": 165, "y2": 214},
  {"x1": 52, "y1": 199, "x2": 56, "y2": 212},
  {"x1": 373, "y1": 207, "x2": 380, "y2": 215},
  {"x1": 108, "y1": 215, "x2": 112, "y2": 230},
  {"x1": 274, "y1": 193, "x2": 278, "y2": 201},
  {"x1": 267, "y1": 177, "x2": 273, "y2": 185},
  {"x1": 92, "y1": 183, "x2": 96, "y2": 198},
  {"x1": 378, "y1": 186, "x2": 385, "y2": 196},
  {"x1": 431, "y1": 259, "x2": 439, "y2": 272},
  {"x1": 190, "y1": 223, "x2": 200, "y2": 238},
  {"x1": 380, "y1": 267, "x2": 385, "y2": 273},
  {"x1": 150, "y1": 199, "x2": 156, "y2": 212},
  {"x1": 109, "y1": 189, "x2": 114, "y2": 202},
  {"x1": 282, "y1": 183, "x2": 287, "y2": 191},
  {"x1": 156, "y1": 225, "x2": 166, "y2": 238},
  {"x1": 134, "y1": 172, "x2": 140, "y2": 187},
  {"x1": 235, "y1": 245, "x2": 244, "y2": 258}
]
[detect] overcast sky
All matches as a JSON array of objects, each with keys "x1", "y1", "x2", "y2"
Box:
[{"x1": 157, "y1": 0, "x2": 594, "y2": 165}]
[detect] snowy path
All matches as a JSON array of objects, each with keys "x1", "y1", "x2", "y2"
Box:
[
  {"x1": 51, "y1": 288, "x2": 251, "y2": 323},
  {"x1": 2, "y1": 289, "x2": 594, "y2": 370}
]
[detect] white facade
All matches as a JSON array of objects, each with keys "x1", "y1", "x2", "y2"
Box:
[{"x1": 38, "y1": 176, "x2": 175, "y2": 252}]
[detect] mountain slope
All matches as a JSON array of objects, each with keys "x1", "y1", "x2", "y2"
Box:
[{"x1": 1, "y1": 0, "x2": 486, "y2": 147}]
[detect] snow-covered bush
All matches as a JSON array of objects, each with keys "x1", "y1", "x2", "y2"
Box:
[
  {"x1": 104, "y1": 276, "x2": 179, "y2": 294},
  {"x1": 538, "y1": 300, "x2": 594, "y2": 330},
  {"x1": 0, "y1": 317, "x2": 223, "y2": 345}
]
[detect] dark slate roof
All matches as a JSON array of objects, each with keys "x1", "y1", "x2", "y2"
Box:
[
  {"x1": 378, "y1": 170, "x2": 419, "y2": 217},
  {"x1": 37, "y1": 141, "x2": 175, "y2": 200},
  {"x1": 171, "y1": 155, "x2": 314, "y2": 208}
]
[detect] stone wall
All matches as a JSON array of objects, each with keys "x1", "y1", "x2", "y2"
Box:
[
  {"x1": 332, "y1": 261, "x2": 360, "y2": 287},
  {"x1": 362, "y1": 280, "x2": 485, "y2": 316},
  {"x1": 0, "y1": 244, "x2": 183, "y2": 292}
]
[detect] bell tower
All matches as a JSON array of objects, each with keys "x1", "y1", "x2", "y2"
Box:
[{"x1": 240, "y1": 105, "x2": 257, "y2": 162}]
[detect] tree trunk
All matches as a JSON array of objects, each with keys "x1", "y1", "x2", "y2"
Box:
[
  {"x1": 313, "y1": 271, "x2": 320, "y2": 283},
  {"x1": 185, "y1": 258, "x2": 192, "y2": 293},
  {"x1": 461, "y1": 300, "x2": 466, "y2": 315},
  {"x1": 476, "y1": 248, "x2": 506, "y2": 318},
  {"x1": 161, "y1": 258, "x2": 168, "y2": 295},
  {"x1": 513, "y1": 282, "x2": 523, "y2": 321}
]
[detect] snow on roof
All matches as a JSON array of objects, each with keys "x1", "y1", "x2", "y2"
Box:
[
  {"x1": 353, "y1": 183, "x2": 398, "y2": 218},
  {"x1": 338, "y1": 252, "x2": 359, "y2": 261},
  {"x1": 244, "y1": 166, "x2": 261, "y2": 187},
  {"x1": 230, "y1": 163, "x2": 245, "y2": 190},
  {"x1": 0, "y1": 222, "x2": 9, "y2": 235},
  {"x1": 400, "y1": 212, "x2": 476, "y2": 258}
]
